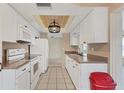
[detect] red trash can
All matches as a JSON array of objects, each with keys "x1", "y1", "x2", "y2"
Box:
[{"x1": 89, "y1": 72, "x2": 117, "y2": 90}]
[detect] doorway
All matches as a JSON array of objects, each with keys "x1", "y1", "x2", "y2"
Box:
[
  {"x1": 110, "y1": 9, "x2": 124, "y2": 89},
  {"x1": 48, "y1": 37, "x2": 64, "y2": 67}
]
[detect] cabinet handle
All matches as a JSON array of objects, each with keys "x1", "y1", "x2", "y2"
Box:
[
  {"x1": 22, "y1": 68, "x2": 26, "y2": 71},
  {"x1": 75, "y1": 64, "x2": 78, "y2": 66},
  {"x1": 24, "y1": 25, "x2": 27, "y2": 28},
  {"x1": 0, "y1": 63, "x2": 2, "y2": 71},
  {"x1": 73, "y1": 66, "x2": 75, "y2": 68}
]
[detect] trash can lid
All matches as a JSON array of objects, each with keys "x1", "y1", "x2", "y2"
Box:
[{"x1": 90, "y1": 72, "x2": 117, "y2": 86}]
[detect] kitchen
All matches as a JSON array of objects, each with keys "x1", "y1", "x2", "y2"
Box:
[{"x1": 0, "y1": 3, "x2": 124, "y2": 90}]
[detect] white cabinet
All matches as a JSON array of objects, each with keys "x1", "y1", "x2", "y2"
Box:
[
  {"x1": 65, "y1": 55, "x2": 80, "y2": 89},
  {"x1": 90, "y1": 8, "x2": 108, "y2": 43},
  {"x1": 2, "y1": 63, "x2": 30, "y2": 90},
  {"x1": 0, "y1": 4, "x2": 17, "y2": 42},
  {"x1": 16, "y1": 67, "x2": 30, "y2": 90},
  {"x1": 65, "y1": 55, "x2": 107, "y2": 90},
  {"x1": 70, "y1": 25, "x2": 80, "y2": 46},
  {"x1": 17, "y1": 24, "x2": 32, "y2": 43},
  {"x1": 79, "y1": 8, "x2": 108, "y2": 44}
]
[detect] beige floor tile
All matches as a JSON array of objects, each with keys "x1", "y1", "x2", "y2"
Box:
[
  {"x1": 64, "y1": 79, "x2": 72, "y2": 83},
  {"x1": 37, "y1": 84, "x2": 47, "y2": 90},
  {"x1": 63, "y1": 75, "x2": 70, "y2": 79},
  {"x1": 49, "y1": 77, "x2": 56, "y2": 80},
  {"x1": 57, "y1": 79, "x2": 65, "y2": 83},
  {"x1": 66, "y1": 83, "x2": 75, "y2": 90},
  {"x1": 47, "y1": 84, "x2": 56, "y2": 90},
  {"x1": 63, "y1": 72, "x2": 68, "y2": 75},
  {"x1": 42, "y1": 75, "x2": 49, "y2": 79},
  {"x1": 57, "y1": 83, "x2": 66, "y2": 90},
  {"x1": 50, "y1": 72, "x2": 56, "y2": 75},
  {"x1": 57, "y1": 76, "x2": 63, "y2": 79},
  {"x1": 57, "y1": 74, "x2": 63, "y2": 77},
  {"x1": 40, "y1": 79, "x2": 48, "y2": 84},
  {"x1": 37, "y1": 66, "x2": 75, "y2": 90},
  {"x1": 48, "y1": 80, "x2": 56, "y2": 84}
]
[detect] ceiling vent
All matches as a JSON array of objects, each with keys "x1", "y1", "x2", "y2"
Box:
[{"x1": 36, "y1": 3, "x2": 51, "y2": 9}]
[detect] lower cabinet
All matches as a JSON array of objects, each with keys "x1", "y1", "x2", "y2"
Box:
[
  {"x1": 65, "y1": 55, "x2": 80, "y2": 89},
  {"x1": 65, "y1": 55, "x2": 107, "y2": 90},
  {"x1": 2, "y1": 63, "x2": 30, "y2": 90},
  {"x1": 16, "y1": 67, "x2": 30, "y2": 90}
]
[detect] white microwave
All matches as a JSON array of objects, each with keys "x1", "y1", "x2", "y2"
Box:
[{"x1": 17, "y1": 24, "x2": 32, "y2": 43}]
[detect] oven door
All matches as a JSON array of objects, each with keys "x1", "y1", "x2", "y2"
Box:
[{"x1": 31, "y1": 59, "x2": 39, "y2": 83}]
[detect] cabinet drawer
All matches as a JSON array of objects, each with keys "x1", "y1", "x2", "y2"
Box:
[{"x1": 16, "y1": 63, "x2": 30, "y2": 78}]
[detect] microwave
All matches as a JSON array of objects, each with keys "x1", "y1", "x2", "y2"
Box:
[{"x1": 17, "y1": 24, "x2": 32, "y2": 43}]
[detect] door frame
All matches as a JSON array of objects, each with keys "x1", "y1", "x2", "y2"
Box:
[{"x1": 110, "y1": 9, "x2": 124, "y2": 89}]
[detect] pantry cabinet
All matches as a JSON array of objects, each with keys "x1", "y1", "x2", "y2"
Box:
[
  {"x1": 79, "y1": 8, "x2": 108, "y2": 44},
  {"x1": 1, "y1": 4, "x2": 17, "y2": 42}
]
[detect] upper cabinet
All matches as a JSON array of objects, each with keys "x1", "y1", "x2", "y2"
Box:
[
  {"x1": 70, "y1": 25, "x2": 80, "y2": 46},
  {"x1": 79, "y1": 8, "x2": 108, "y2": 43},
  {"x1": 79, "y1": 8, "x2": 108, "y2": 44},
  {"x1": 1, "y1": 4, "x2": 17, "y2": 42},
  {"x1": 91, "y1": 8, "x2": 108, "y2": 43},
  {"x1": 0, "y1": 4, "x2": 40, "y2": 43},
  {"x1": 70, "y1": 8, "x2": 108, "y2": 46}
]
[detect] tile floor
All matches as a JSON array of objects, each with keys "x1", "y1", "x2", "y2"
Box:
[{"x1": 37, "y1": 66, "x2": 76, "y2": 90}]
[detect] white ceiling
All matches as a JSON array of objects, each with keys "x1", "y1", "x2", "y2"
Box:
[{"x1": 9, "y1": 3, "x2": 93, "y2": 33}]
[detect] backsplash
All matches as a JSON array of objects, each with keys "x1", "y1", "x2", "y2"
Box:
[{"x1": 88, "y1": 43, "x2": 109, "y2": 52}]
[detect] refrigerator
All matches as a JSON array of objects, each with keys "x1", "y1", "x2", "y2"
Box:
[{"x1": 30, "y1": 39, "x2": 49, "y2": 74}]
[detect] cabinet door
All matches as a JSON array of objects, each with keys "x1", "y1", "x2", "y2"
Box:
[
  {"x1": 16, "y1": 69, "x2": 30, "y2": 90},
  {"x1": 79, "y1": 18, "x2": 88, "y2": 44},
  {"x1": 2, "y1": 4, "x2": 17, "y2": 42},
  {"x1": 74, "y1": 62, "x2": 80, "y2": 89},
  {"x1": 91, "y1": 8, "x2": 108, "y2": 43},
  {"x1": 70, "y1": 26, "x2": 79, "y2": 46}
]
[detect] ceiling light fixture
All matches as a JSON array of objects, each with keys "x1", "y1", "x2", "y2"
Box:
[{"x1": 48, "y1": 19, "x2": 61, "y2": 33}]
